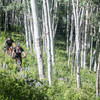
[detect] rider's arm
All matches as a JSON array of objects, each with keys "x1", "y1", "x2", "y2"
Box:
[
  {"x1": 22, "y1": 51, "x2": 26, "y2": 58},
  {"x1": 12, "y1": 42, "x2": 16, "y2": 48},
  {"x1": 12, "y1": 48, "x2": 16, "y2": 58},
  {"x1": 12, "y1": 51, "x2": 14, "y2": 57},
  {"x1": 4, "y1": 42, "x2": 6, "y2": 47},
  {"x1": 11, "y1": 39, "x2": 16, "y2": 47},
  {"x1": 21, "y1": 47, "x2": 26, "y2": 58},
  {"x1": 3, "y1": 40, "x2": 7, "y2": 47}
]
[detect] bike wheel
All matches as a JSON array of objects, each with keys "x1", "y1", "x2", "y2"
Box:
[{"x1": 17, "y1": 58, "x2": 22, "y2": 71}]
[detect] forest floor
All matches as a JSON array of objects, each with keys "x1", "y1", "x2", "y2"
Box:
[{"x1": 0, "y1": 33, "x2": 98, "y2": 100}]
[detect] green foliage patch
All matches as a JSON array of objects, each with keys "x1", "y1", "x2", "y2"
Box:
[{"x1": 0, "y1": 33, "x2": 99, "y2": 100}]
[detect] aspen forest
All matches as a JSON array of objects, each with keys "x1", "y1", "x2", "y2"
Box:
[{"x1": 0, "y1": 0, "x2": 100, "y2": 100}]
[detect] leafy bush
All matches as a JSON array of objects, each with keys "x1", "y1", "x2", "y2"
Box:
[{"x1": 0, "y1": 70, "x2": 48, "y2": 100}]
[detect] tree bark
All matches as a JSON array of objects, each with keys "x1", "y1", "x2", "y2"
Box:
[
  {"x1": 83, "y1": 3, "x2": 89, "y2": 69},
  {"x1": 68, "y1": 14, "x2": 74, "y2": 66},
  {"x1": 31, "y1": 0, "x2": 45, "y2": 80},
  {"x1": 46, "y1": 0, "x2": 55, "y2": 65},
  {"x1": 96, "y1": 54, "x2": 100, "y2": 97},
  {"x1": 90, "y1": 25, "x2": 93, "y2": 71},
  {"x1": 43, "y1": 0, "x2": 52, "y2": 85},
  {"x1": 23, "y1": 0, "x2": 29, "y2": 48},
  {"x1": 72, "y1": 0, "x2": 81, "y2": 88}
]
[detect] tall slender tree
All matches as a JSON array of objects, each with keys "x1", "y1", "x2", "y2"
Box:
[
  {"x1": 30, "y1": 0, "x2": 45, "y2": 80},
  {"x1": 43, "y1": 0, "x2": 52, "y2": 85},
  {"x1": 72, "y1": 0, "x2": 81, "y2": 88}
]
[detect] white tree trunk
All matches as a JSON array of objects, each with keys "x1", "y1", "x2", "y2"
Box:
[
  {"x1": 68, "y1": 14, "x2": 74, "y2": 66},
  {"x1": 23, "y1": 0, "x2": 29, "y2": 48},
  {"x1": 90, "y1": 25, "x2": 93, "y2": 71},
  {"x1": 96, "y1": 24, "x2": 100, "y2": 96},
  {"x1": 42, "y1": 12, "x2": 47, "y2": 53},
  {"x1": 28, "y1": 20, "x2": 32, "y2": 51},
  {"x1": 81, "y1": 32, "x2": 84, "y2": 68},
  {"x1": 93, "y1": 26, "x2": 97, "y2": 72},
  {"x1": 46, "y1": 0, "x2": 55, "y2": 65},
  {"x1": 71, "y1": 43, "x2": 75, "y2": 75},
  {"x1": 72, "y1": 0, "x2": 81, "y2": 88},
  {"x1": 96, "y1": 54, "x2": 100, "y2": 97},
  {"x1": 52, "y1": 0, "x2": 58, "y2": 38},
  {"x1": 43, "y1": 0, "x2": 52, "y2": 85},
  {"x1": 27, "y1": 0, "x2": 32, "y2": 51},
  {"x1": 31, "y1": 0, "x2": 45, "y2": 80},
  {"x1": 24, "y1": 14, "x2": 29, "y2": 48},
  {"x1": 83, "y1": 3, "x2": 89, "y2": 69}
]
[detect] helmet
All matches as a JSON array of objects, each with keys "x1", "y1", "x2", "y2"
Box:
[{"x1": 17, "y1": 43, "x2": 20, "y2": 47}]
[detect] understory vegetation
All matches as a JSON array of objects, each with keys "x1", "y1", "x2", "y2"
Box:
[
  {"x1": 0, "y1": 0, "x2": 100, "y2": 99},
  {"x1": 0, "y1": 33, "x2": 98, "y2": 100}
]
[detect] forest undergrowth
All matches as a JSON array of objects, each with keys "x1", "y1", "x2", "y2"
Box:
[{"x1": 0, "y1": 32, "x2": 99, "y2": 100}]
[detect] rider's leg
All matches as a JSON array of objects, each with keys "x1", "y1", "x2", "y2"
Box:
[
  {"x1": 15, "y1": 58, "x2": 17, "y2": 64},
  {"x1": 18, "y1": 57, "x2": 22, "y2": 70},
  {"x1": 13, "y1": 54, "x2": 17, "y2": 64},
  {"x1": 6, "y1": 49, "x2": 9, "y2": 55},
  {"x1": 10, "y1": 46, "x2": 13, "y2": 54},
  {"x1": 5, "y1": 50, "x2": 8, "y2": 55},
  {"x1": 6, "y1": 46, "x2": 10, "y2": 55},
  {"x1": 8, "y1": 47, "x2": 13, "y2": 56}
]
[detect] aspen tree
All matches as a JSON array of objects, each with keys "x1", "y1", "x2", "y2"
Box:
[
  {"x1": 43, "y1": 0, "x2": 52, "y2": 85},
  {"x1": 83, "y1": 3, "x2": 89, "y2": 69},
  {"x1": 72, "y1": 0, "x2": 81, "y2": 88},
  {"x1": 31, "y1": 0, "x2": 45, "y2": 80}
]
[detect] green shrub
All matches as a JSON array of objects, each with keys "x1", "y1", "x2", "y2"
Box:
[{"x1": 0, "y1": 70, "x2": 48, "y2": 100}]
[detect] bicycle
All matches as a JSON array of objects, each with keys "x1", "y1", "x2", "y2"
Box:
[
  {"x1": 4, "y1": 46, "x2": 13, "y2": 56},
  {"x1": 12, "y1": 53, "x2": 26, "y2": 71},
  {"x1": 16, "y1": 57, "x2": 22, "y2": 71}
]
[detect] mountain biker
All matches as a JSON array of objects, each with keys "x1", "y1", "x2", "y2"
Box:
[
  {"x1": 12, "y1": 43, "x2": 26, "y2": 67},
  {"x1": 4, "y1": 36, "x2": 15, "y2": 55}
]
